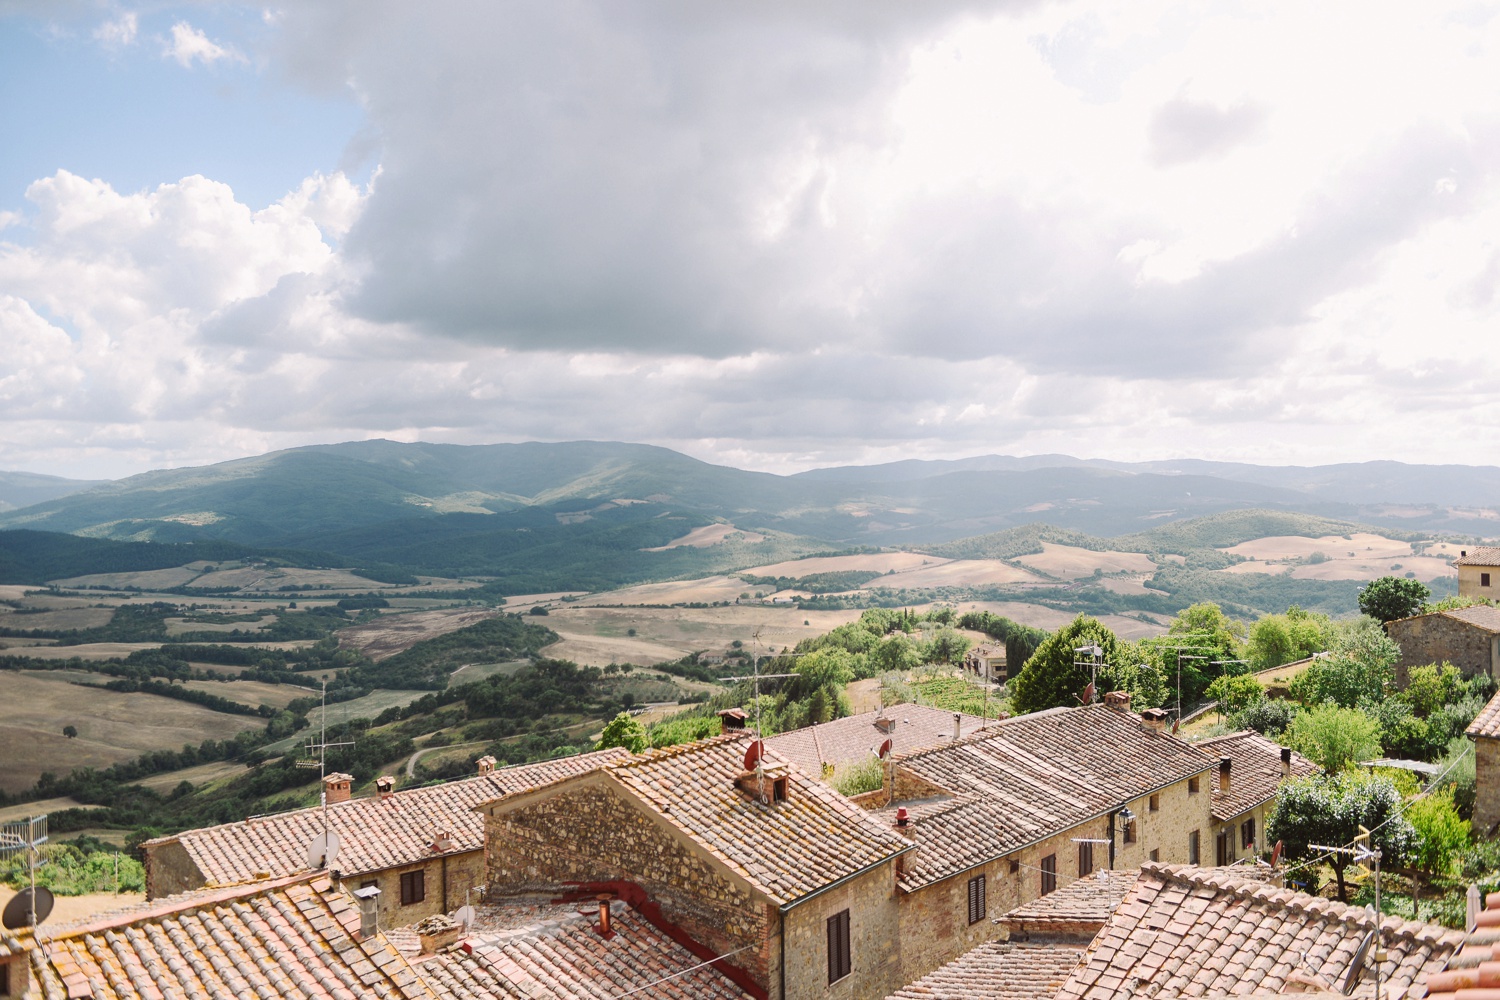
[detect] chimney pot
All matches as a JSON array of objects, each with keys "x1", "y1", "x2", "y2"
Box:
[
  {"x1": 1280, "y1": 746, "x2": 1292, "y2": 777},
  {"x1": 476, "y1": 755, "x2": 497, "y2": 776},
  {"x1": 1219, "y1": 756, "x2": 1232, "y2": 793},
  {"x1": 1105, "y1": 690, "x2": 1133, "y2": 711},
  {"x1": 717, "y1": 708, "x2": 748, "y2": 734},
  {"x1": 597, "y1": 895, "x2": 614, "y2": 938},
  {"x1": 323, "y1": 772, "x2": 353, "y2": 805},
  {"x1": 1140, "y1": 708, "x2": 1169, "y2": 733},
  {"x1": 896, "y1": 807, "x2": 909, "y2": 827},
  {"x1": 376, "y1": 775, "x2": 395, "y2": 800}
]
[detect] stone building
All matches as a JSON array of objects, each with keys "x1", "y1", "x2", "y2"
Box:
[
  {"x1": 1457, "y1": 547, "x2": 1500, "y2": 600},
  {"x1": 142, "y1": 748, "x2": 627, "y2": 929},
  {"x1": 1467, "y1": 689, "x2": 1500, "y2": 837},
  {"x1": 1386, "y1": 605, "x2": 1500, "y2": 684},
  {"x1": 1196, "y1": 730, "x2": 1320, "y2": 865},
  {"x1": 873, "y1": 694, "x2": 1218, "y2": 982},
  {"x1": 477, "y1": 732, "x2": 912, "y2": 1000}
]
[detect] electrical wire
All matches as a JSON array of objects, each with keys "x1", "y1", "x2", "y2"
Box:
[{"x1": 611, "y1": 943, "x2": 755, "y2": 997}]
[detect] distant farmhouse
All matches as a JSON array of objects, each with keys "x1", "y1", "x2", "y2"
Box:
[
  {"x1": 1386, "y1": 604, "x2": 1500, "y2": 684},
  {"x1": 1457, "y1": 546, "x2": 1500, "y2": 600}
]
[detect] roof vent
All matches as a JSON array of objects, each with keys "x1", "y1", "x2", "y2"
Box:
[
  {"x1": 1105, "y1": 690, "x2": 1133, "y2": 712},
  {"x1": 353, "y1": 885, "x2": 381, "y2": 940},
  {"x1": 717, "y1": 708, "x2": 748, "y2": 734},
  {"x1": 432, "y1": 829, "x2": 454, "y2": 853},
  {"x1": 1219, "y1": 756, "x2": 1232, "y2": 793},
  {"x1": 874, "y1": 716, "x2": 895, "y2": 734},
  {"x1": 1140, "y1": 708, "x2": 1169, "y2": 733},
  {"x1": 376, "y1": 775, "x2": 395, "y2": 800}
]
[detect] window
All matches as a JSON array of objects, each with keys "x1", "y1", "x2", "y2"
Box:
[
  {"x1": 1485, "y1": 572, "x2": 1493, "y2": 588},
  {"x1": 1188, "y1": 777, "x2": 1200, "y2": 795},
  {"x1": 1149, "y1": 849, "x2": 1160, "y2": 862},
  {"x1": 1241, "y1": 818, "x2": 1256, "y2": 852},
  {"x1": 827, "y1": 909, "x2": 851, "y2": 983},
  {"x1": 1, "y1": 961, "x2": 9, "y2": 997},
  {"x1": 1123, "y1": 818, "x2": 1137, "y2": 844},
  {"x1": 773, "y1": 777, "x2": 789, "y2": 803},
  {"x1": 1148, "y1": 794, "x2": 1160, "y2": 812},
  {"x1": 400, "y1": 870, "x2": 425, "y2": 906},
  {"x1": 1040, "y1": 854, "x2": 1057, "y2": 895},
  {"x1": 1078, "y1": 841, "x2": 1094, "y2": 878},
  {"x1": 967, "y1": 875, "x2": 986, "y2": 925},
  {"x1": 1009, "y1": 860, "x2": 1020, "y2": 874},
  {"x1": 1188, "y1": 830, "x2": 1201, "y2": 866},
  {"x1": 1215, "y1": 829, "x2": 1233, "y2": 867}
]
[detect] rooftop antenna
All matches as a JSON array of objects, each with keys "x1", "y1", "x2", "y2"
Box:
[
  {"x1": 1310, "y1": 827, "x2": 1384, "y2": 1000},
  {"x1": 1073, "y1": 644, "x2": 1103, "y2": 704},
  {"x1": 296, "y1": 679, "x2": 354, "y2": 870},
  {"x1": 0, "y1": 813, "x2": 52, "y2": 934}
]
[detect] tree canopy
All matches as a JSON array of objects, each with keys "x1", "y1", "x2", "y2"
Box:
[
  {"x1": 1009, "y1": 615, "x2": 1166, "y2": 714},
  {"x1": 1358, "y1": 576, "x2": 1430, "y2": 623},
  {"x1": 1266, "y1": 771, "x2": 1415, "y2": 901}
]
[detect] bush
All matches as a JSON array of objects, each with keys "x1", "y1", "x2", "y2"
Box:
[
  {"x1": 1286, "y1": 704, "x2": 1382, "y2": 771},
  {"x1": 1205, "y1": 674, "x2": 1265, "y2": 714},
  {"x1": 1231, "y1": 699, "x2": 1297, "y2": 737},
  {"x1": 831, "y1": 758, "x2": 885, "y2": 797}
]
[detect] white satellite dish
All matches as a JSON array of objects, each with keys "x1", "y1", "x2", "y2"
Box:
[
  {"x1": 307, "y1": 831, "x2": 341, "y2": 870},
  {"x1": 454, "y1": 905, "x2": 476, "y2": 930}
]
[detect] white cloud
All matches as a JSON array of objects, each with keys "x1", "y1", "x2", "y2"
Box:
[
  {"x1": 163, "y1": 20, "x2": 242, "y2": 67},
  {"x1": 93, "y1": 11, "x2": 138, "y2": 48}
]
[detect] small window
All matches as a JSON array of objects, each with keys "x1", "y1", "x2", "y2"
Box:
[
  {"x1": 1241, "y1": 818, "x2": 1256, "y2": 851},
  {"x1": 400, "y1": 870, "x2": 425, "y2": 906},
  {"x1": 1188, "y1": 830, "x2": 1201, "y2": 866},
  {"x1": 773, "y1": 777, "x2": 789, "y2": 803},
  {"x1": 1123, "y1": 818, "x2": 1137, "y2": 844},
  {"x1": 827, "y1": 909, "x2": 851, "y2": 983},
  {"x1": 1188, "y1": 777, "x2": 1200, "y2": 795},
  {"x1": 1149, "y1": 849, "x2": 1160, "y2": 862},
  {"x1": 1009, "y1": 860, "x2": 1020, "y2": 875},
  {"x1": 1484, "y1": 572, "x2": 1493, "y2": 588},
  {"x1": 1, "y1": 961, "x2": 9, "y2": 997},
  {"x1": 967, "y1": 875, "x2": 986, "y2": 925},
  {"x1": 1078, "y1": 841, "x2": 1094, "y2": 878},
  {"x1": 1148, "y1": 794, "x2": 1160, "y2": 812},
  {"x1": 1040, "y1": 854, "x2": 1057, "y2": 895}
]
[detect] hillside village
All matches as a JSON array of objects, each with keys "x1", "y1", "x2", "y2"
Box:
[{"x1": 5, "y1": 554, "x2": 1500, "y2": 998}]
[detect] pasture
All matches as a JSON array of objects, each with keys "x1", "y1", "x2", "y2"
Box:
[{"x1": 644, "y1": 523, "x2": 766, "y2": 550}]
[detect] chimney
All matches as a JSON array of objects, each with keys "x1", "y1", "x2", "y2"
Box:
[
  {"x1": 1463, "y1": 550, "x2": 1468, "y2": 558},
  {"x1": 432, "y1": 829, "x2": 454, "y2": 853},
  {"x1": 892, "y1": 806, "x2": 917, "y2": 841},
  {"x1": 874, "y1": 716, "x2": 895, "y2": 734},
  {"x1": 717, "y1": 707, "x2": 748, "y2": 734},
  {"x1": 1140, "y1": 708, "x2": 1169, "y2": 733},
  {"x1": 1280, "y1": 747, "x2": 1292, "y2": 778},
  {"x1": 323, "y1": 772, "x2": 353, "y2": 805},
  {"x1": 597, "y1": 895, "x2": 615, "y2": 938},
  {"x1": 953, "y1": 713, "x2": 962, "y2": 740},
  {"x1": 1105, "y1": 690, "x2": 1133, "y2": 712},
  {"x1": 353, "y1": 885, "x2": 381, "y2": 939},
  {"x1": 476, "y1": 755, "x2": 497, "y2": 776},
  {"x1": 1219, "y1": 756, "x2": 1232, "y2": 794},
  {"x1": 896, "y1": 806, "x2": 909, "y2": 827},
  {"x1": 376, "y1": 775, "x2": 395, "y2": 800}
]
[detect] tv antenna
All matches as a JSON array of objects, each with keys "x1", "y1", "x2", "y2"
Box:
[
  {"x1": 1073, "y1": 644, "x2": 1103, "y2": 704},
  {"x1": 296, "y1": 679, "x2": 354, "y2": 870},
  {"x1": 0, "y1": 813, "x2": 52, "y2": 932},
  {"x1": 1309, "y1": 827, "x2": 1384, "y2": 1000}
]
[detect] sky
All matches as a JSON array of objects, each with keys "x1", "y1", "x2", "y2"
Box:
[{"x1": 2, "y1": 1, "x2": 1500, "y2": 481}]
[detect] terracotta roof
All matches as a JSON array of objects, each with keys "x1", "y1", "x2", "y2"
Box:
[
  {"x1": 1000, "y1": 870, "x2": 1137, "y2": 939},
  {"x1": 22, "y1": 873, "x2": 435, "y2": 1000},
  {"x1": 1196, "y1": 730, "x2": 1321, "y2": 822},
  {"x1": 417, "y1": 898, "x2": 751, "y2": 999},
  {"x1": 148, "y1": 748, "x2": 630, "y2": 883},
  {"x1": 886, "y1": 940, "x2": 1086, "y2": 1000},
  {"x1": 1454, "y1": 547, "x2": 1500, "y2": 567},
  {"x1": 1423, "y1": 886, "x2": 1500, "y2": 999},
  {"x1": 763, "y1": 704, "x2": 990, "y2": 780},
  {"x1": 1441, "y1": 604, "x2": 1500, "y2": 632},
  {"x1": 886, "y1": 705, "x2": 1216, "y2": 890},
  {"x1": 1467, "y1": 688, "x2": 1500, "y2": 739},
  {"x1": 1055, "y1": 863, "x2": 1463, "y2": 1000}
]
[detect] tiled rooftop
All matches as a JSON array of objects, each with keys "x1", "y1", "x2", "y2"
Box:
[
  {"x1": 1440, "y1": 604, "x2": 1500, "y2": 632},
  {"x1": 763, "y1": 704, "x2": 991, "y2": 780},
  {"x1": 148, "y1": 748, "x2": 629, "y2": 883},
  {"x1": 1055, "y1": 864, "x2": 1463, "y2": 1000},
  {"x1": 416, "y1": 898, "x2": 752, "y2": 999},
  {"x1": 1195, "y1": 730, "x2": 1320, "y2": 822},
  {"x1": 1454, "y1": 547, "x2": 1500, "y2": 567},
  {"x1": 1466, "y1": 687, "x2": 1500, "y2": 739},
  {"x1": 1423, "y1": 886, "x2": 1500, "y2": 1000},
  {"x1": 23, "y1": 873, "x2": 435, "y2": 1000},
  {"x1": 1000, "y1": 870, "x2": 1138, "y2": 939},
  {"x1": 885, "y1": 940, "x2": 1086, "y2": 1000},
  {"x1": 596, "y1": 732, "x2": 913, "y2": 905},
  {"x1": 887, "y1": 705, "x2": 1216, "y2": 890}
]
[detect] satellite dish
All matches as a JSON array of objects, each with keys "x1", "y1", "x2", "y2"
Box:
[
  {"x1": 454, "y1": 905, "x2": 476, "y2": 930},
  {"x1": 3, "y1": 886, "x2": 54, "y2": 929},
  {"x1": 877, "y1": 738, "x2": 893, "y2": 761},
  {"x1": 1271, "y1": 840, "x2": 1284, "y2": 867},
  {"x1": 307, "y1": 831, "x2": 341, "y2": 870},
  {"x1": 742, "y1": 740, "x2": 765, "y2": 771},
  {"x1": 1342, "y1": 927, "x2": 1376, "y2": 994}
]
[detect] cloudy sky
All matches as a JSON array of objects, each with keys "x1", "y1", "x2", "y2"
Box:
[{"x1": 3, "y1": 1, "x2": 1500, "y2": 480}]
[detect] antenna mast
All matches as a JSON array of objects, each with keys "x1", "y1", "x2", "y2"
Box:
[{"x1": 296, "y1": 679, "x2": 354, "y2": 864}]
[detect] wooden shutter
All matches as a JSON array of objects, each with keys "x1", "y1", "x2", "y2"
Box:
[
  {"x1": 826, "y1": 909, "x2": 851, "y2": 983},
  {"x1": 1040, "y1": 854, "x2": 1057, "y2": 895},
  {"x1": 967, "y1": 875, "x2": 986, "y2": 925},
  {"x1": 1078, "y1": 841, "x2": 1093, "y2": 877}
]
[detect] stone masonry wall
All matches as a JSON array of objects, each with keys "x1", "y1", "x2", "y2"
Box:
[
  {"x1": 1388, "y1": 616, "x2": 1498, "y2": 684},
  {"x1": 344, "y1": 850, "x2": 486, "y2": 930},
  {"x1": 143, "y1": 840, "x2": 205, "y2": 900},
  {"x1": 484, "y1": 783, "x2": 776, "y2": 990},
  {"x1": 782, "y1": 864, "x2": 902, "y2": 1000},
  {"x1": 1475, "y1": 738, "x2": 1500, "y2": 838}
]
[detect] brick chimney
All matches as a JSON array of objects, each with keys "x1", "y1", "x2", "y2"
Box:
[
  {"x1": 376, "y1": 775, "x2": 395, "y2": 800},
  {"x1": 323, "y1": 772, "x2": 353, "y2": 805},
  {"x1": 1105, "y1": 690, "x2": 1133, "y2": 712},
  {"x1": 1280, "y1": 746, "x2": 1292, "y2": 778},
  {"x1": 1219, "y1": 756, "x2": 1232, "y2": 794},
  {"x1": 476, "y1": 755, "x2": 497, "y2": 776},
  {"x1": 1140, "y1": 708, "x2": 1169, "y2": 733},
  {"x1": 432, "y1": 829, "x2": 454, "y2": 853},
  {"x1": 717, "y1": 707, "x2": 748, "y2": 734},
  {"x1": 874, "y1": 716, "x2": 895, "y2": 734}
]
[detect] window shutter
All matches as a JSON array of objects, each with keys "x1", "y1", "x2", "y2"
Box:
[{"x1": 967, "y1": 875, "x2": 986, "y2": 924}]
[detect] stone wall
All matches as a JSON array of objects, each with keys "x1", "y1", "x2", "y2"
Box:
[
  {"x1": 1475, "y1": 737, "x2": 1500, "y2": 838},
  {"x1": 1387, "y1": 615, "x2": 1498, "y2": 684},
  {"x1": 484, "y1": 782, "x2": 777, "y2": 990},
  {"x1": 782, "y1": 863, "x2": 902, "y2": 1000},
  {"x1": 143, "y1": 840, "x2": 205, "y2": 899},
  {"x1": 342, "y1": 850, "x2": 486, "y2": 930}
]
